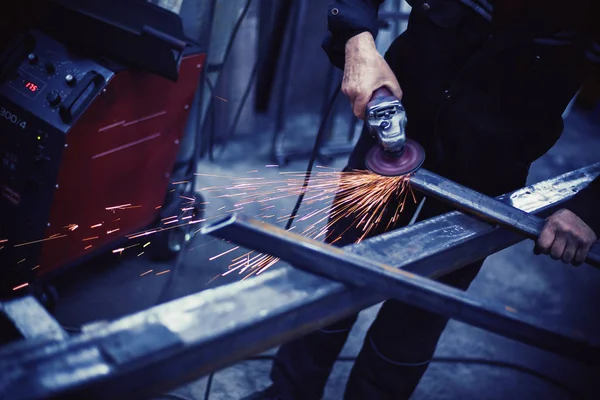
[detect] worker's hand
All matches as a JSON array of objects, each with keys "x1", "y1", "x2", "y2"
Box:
[
  {"x1": 535, "y1": 209, "x2": 597, "y2": 266},
  {"x1": 343, "y1": 32, "x2": 403, "y2": 120}
]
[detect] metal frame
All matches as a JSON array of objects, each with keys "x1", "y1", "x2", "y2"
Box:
[
  {"x1": 0, "y1": 164, "x2": 598, "y2": 400},
  {"x1": 207, "y1": 213, "x2": 600, "y2": 363}
]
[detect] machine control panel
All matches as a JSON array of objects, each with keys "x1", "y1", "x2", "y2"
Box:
[{"x1": 0, "y1": 30, "x2": 114, "y2": 132}]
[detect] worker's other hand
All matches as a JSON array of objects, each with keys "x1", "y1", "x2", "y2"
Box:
[
  {"x1": 535, "y1": 209, "x2": 597, "y2": 266},
  {"x1": 343, "y1": 32, "x2": 403, "y2": 120}
]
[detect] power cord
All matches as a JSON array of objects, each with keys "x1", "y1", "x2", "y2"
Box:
[
  {"x1": 202, "y1": 0, "x2": 254, "y2": 161},
  {"x1": 200, "y1": 354, "x2": 585, "y2": 400},
  {"x1": 285, "y1": 83, "x2": 342, "y2": 230}
]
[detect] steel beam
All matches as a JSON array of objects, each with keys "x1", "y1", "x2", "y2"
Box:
[
  {"x1": 0, "y1": 297, "x2": 67, "y2": 342},
  {"x1": 0, "y1": 164, "x2": 598, "y2": 400},
  {"x1": 204, "y1": 213, "x2": 600, "y2": 364},
  {"x1": 410, "y1": 168, "x2": 600, "y2": 267}
]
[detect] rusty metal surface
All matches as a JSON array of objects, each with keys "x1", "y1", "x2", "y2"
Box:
[{"x1": 0, "y1": 163, "x2": 598, "y2": 400}]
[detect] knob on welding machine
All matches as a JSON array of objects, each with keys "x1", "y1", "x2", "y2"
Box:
[{"x1": 365, "y1": 87, "x2": 425, "y2": 176}]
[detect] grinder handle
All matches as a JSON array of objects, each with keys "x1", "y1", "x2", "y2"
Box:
[
  {"x1": 587, "y1": 243, "x2": 600, "y2": 268},
  {"x1": 371, "y1": 86, "x2": 394, "y2": 100}
]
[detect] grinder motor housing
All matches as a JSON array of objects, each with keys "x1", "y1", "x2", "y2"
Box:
[{"x1": 365, "y1": 87, "x2": 425, "y2": 176}]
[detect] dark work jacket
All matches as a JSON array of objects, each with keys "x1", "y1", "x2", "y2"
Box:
[{"x1": 322, "y1": 0, "x2": 600, "y2": 233}]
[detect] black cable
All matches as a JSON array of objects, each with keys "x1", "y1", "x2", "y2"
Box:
[
  {"x1": 199, "y1": 355, "x2": 584, "y2": 400},
  {"x1": 214, "y1": 58, "x2": 259, "y2": 160},
  {"x1": 203, "y1": 0, "x2": 253, "y2": 161},
  {"x1": 284, "y1": 83, "x2": 342, "y2": 230},
  {"x1": 203, "y1": 369, "x2": 215, "y2": 400}
]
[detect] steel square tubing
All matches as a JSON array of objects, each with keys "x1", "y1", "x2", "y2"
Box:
[
  {"x1": 0, "y1": 164, "x2": 597, "y2": 400},
  {"x1": 204, "y1": 213, "x2": 600, "y2": 364},
  {"x1": 409, "y1": 168, "x2": 600, "y2": 267}
]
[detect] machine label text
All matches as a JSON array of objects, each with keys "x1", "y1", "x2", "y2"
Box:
[{"x1": 0, "y1": 107, "x2": 27, "y2": 129}]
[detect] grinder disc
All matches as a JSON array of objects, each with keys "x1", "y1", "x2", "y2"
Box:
[{"x1": 366, "y1": 139, "x2": 426, "y2": 176}]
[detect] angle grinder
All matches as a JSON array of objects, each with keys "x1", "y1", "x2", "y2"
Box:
[{"x1": 365, "y1": 87, "x2": 425, "y2": 176}]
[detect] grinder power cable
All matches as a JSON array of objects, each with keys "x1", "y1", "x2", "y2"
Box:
[{"x1": 365, "y1": 87, "x2": 425, "y2": 176}]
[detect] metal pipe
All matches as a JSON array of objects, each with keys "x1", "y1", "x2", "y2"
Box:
[
  {"x1": 410, "y1": 168, "x2": 600, "y2": 267},
  {"x1": 0, "y1": 164, "x2": 597, "y2": 400},
  {"x1": 203, "y1": 213, "x2": 600, "y2": 365}
]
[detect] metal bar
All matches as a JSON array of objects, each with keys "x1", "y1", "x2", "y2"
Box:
[
  {"x1": 204, "y1": 214, "x2": 600, "y2": 365},
  {"x1": 1, "y1": 297, "x2": 66, "y2": 342},
  {"x1": 410, "y1": 168, "x2": 600, "y2": 267},
  {"x1": 0, "y1": 164, "x2": 597, "y2": 400}
]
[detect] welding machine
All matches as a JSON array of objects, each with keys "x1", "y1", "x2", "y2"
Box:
[{"x1": 0, "y1": 0, "x2": 206, "y2": 297}]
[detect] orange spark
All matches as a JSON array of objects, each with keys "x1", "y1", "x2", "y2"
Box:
[
  {"x1": 12, "y1": 283, "x2": 29, "y2": 291},
  {"x1": 121, "y1": 205, "x2": 142, "y2": 210},
  {"x1": 140, "y1": 269, "x2": 153, "y2": 276},
  {"x1": 209, "y1": 246, "x2": 240, "y2": 261},
  {"x1": 84, "y1": 245, "x2": 92, "y2": 250},
  {"x1": 107, "y1": 228, "x2": 120, "y2": 234},
  {"x1": 15, "y1": 234, "x2": 68, "y2": 248},
  {"x1": 156, "y1": 270, "x2": 170, "y2": 276},
  {"x1": 82, "y1": 236, "x2": 99, "y2": 242},
  {"x1": 91, "y1": 223, "x2": 103, "y2": 228},
  {"x1": 105, "y1": 203, "x2": 131, "y2": 211},
  {"x1": 127, "y1": 229, "x2": 159, "y2": 239},
  {"x1": 203, "y1": 169, "x2": 414, "y2": 279}
]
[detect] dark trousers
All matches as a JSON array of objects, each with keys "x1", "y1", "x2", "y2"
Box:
[{"x1": 270, "y1": 4, "x2": 582, "y2": 399}]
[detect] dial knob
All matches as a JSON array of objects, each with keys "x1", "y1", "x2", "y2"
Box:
[
  {"x1": 27, "y1": 53, "x2": 38, "y2": 65},
  {"x1": 65, "y1": 74, "x2": 76, "y2": 86},
  {"x1": 47, "y1": 90, "x2": 61, "y2": 106},
  {"x1": 45, "y1": 62, "x2": 56, "y2": 74}
]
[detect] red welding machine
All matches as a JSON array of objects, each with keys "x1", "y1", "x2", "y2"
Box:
[{"x1": 0, "y1": 0, "x2": 206, "y2": 296}]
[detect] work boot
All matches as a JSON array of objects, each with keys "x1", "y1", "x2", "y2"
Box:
[{"x1": 241, "y1": 385, "x2": 283, "y2": 400}]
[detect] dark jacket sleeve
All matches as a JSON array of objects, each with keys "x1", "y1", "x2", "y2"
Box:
[
  {"x1": 322, "y1": 0, "x2": 385, "y2": 69},
  {"x1": 563, "y1": 176, "x2": 600, "y2": 234}
]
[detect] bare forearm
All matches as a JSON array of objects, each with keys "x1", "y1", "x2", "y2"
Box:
[
  {"x1": 345, "y1": 31, "x2": 378, "y2": 60},
  {"x1": 341, "y1": 32, "x2": 402, "y2": 119}
]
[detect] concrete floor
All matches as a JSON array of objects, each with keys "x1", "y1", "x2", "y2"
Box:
[{"x1": 51, "y1": 107, "x2": 600, "y2": 399}]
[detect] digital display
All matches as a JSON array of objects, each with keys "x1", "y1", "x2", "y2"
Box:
[
  {"x1": 8, "y1": 71, "x2": 46, "y2": 99},
  {"x1": 24, "y1": 81, "x2": 40, "y2": 93}
]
